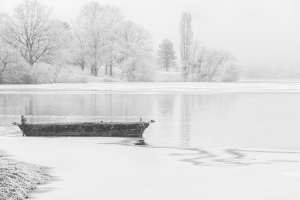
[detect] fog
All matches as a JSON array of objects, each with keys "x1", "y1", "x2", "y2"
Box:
[{"x1": 1, "y1": 0, "x2": 300, "y2": 79}]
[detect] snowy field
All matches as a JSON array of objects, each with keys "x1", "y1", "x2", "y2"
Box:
[{"x1": 1, "y1": 82, "x2": 300, "y2": 199}]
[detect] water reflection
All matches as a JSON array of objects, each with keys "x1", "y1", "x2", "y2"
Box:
[
  {"x1": 1, "y1": 93, "x2": 300, "y2": 149},
  {"x1": 180, "y1": 95, "x2": 192, "y2": 147}
]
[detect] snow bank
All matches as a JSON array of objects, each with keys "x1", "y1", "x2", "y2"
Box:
[{"x1": 0, "y1": 153, "x2": 50, "y2": 200}]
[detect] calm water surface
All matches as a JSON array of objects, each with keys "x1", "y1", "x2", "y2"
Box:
[{"x1": 0, "y1": 82, "x2": 300, "y2": 149}]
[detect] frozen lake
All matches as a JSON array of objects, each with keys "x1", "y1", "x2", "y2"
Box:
[
  {"x1": 1, "y1": 82, "x2": 300, "y2": 200},
  {"x1": 1, "y1": 81, "x2": 300, "y2": 150}
]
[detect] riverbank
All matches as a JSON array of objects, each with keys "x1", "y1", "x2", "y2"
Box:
[
  {"x1": 0, "y1": 134, "x2": 300, "y2": 200},
  {"x1": 0, "y1": 152, "x2": 50, "y2": 200}
]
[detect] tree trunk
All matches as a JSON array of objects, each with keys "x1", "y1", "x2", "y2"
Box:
[
  {"x1": 91, "y1": 61, "x2": 97, "y2": 75},
  {"x1": 81, "y1": 64, "x2": 84, "y2": 72},
  {"x1": 105, "y1": 63, "x2": 108, "y2": 75},
  {"x1": 121, "y1": 67, "x2": 124, "y2": 79},
  {"x1": 91, "y1": 66, "x2": 94, "y2": 75},
  {"x1": 29, "y1": 55, "x2": 35, "y2": 66},
  {"x1": 165, "y1": 60, "x2": 169, "y2": 72},
  {"x1": 94, "y1": 67, "x2": 99, "y2": 76},
  {"x1": 109, "y1": 61, "x2": 113, "y2": 76}
]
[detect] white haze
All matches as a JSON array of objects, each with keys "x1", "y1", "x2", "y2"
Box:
[{"x1": 1, "y1": 0, "x2": 300, "y2": 78}]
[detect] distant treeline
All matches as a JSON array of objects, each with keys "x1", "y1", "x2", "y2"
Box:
[{"x1": 0, "y1": 0, "x2": 240, "y2": 84}]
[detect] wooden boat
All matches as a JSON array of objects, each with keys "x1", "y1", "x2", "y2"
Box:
[{"x1": 13, "y1": 116, "x2": 155, "y2": 137}]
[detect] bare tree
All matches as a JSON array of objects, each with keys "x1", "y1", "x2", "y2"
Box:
[
  {"x1": 117, "y1": 21, "x2": 153, "y2": 61},
  {"x1": 0, "y1": 40, "x2": 19, "y2": 83},
  {"x1": 71, "y1": 23, "x2": 89, "y2": 71},
  {"x1": 194, "y1": 45, "x2": 210, "y2": 81},
  {"x1": 179, "y1": 12, "x2": 240, "y2": 82},
  {"x1": 190, "y1": 40, "x2": 239, "y2": 81},
  {"x1": 191, "y1": 42, "x2": 212, "y2": 81},
  {"x1": 79, "y1": 2, "x2": 103, "y2": 76},
  {"x1": 204, "y1": 49, "x2": 229, "y2": 81},
  {"x1": 116, "y1": 20, "x2": 154, "y2": 81},
  {"x1": 78, "y1": 3, "x2": 123, "y2": 76},
  {"x1": 190, "y1": 40, "x2": 200, "y2": 81},
  {"x1": 0, "y1": 0, "x2": 66, "y2": 66},
  {"x1": 179, "y1": 12, "x2": 193, "y2": 81},
  {"x1": 220, "y1": 60, "x2": 241, "y2": 82},
  {"x1": 102, "y1": 6, "x2": 123, "y2": 76}
]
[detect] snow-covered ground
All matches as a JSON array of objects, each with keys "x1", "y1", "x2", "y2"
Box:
[
  {"x1": 0, "y1": 135, "x2": 300, "y2": 200},
  {"x1": 0, "y1": 152, "x2": 50, "y2": 199}
]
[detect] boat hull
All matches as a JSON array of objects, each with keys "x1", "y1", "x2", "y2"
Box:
[{"x1": 17, "y1": 122, "x2": 150, "y2": 137}]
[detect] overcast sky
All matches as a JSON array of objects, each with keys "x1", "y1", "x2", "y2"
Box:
[{"x1": 1, "y1": 0, "x2": 300, "y2": 70}]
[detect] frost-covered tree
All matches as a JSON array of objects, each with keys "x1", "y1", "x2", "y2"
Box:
[
  {"x1": 204, "y1": 49, "x2": 230, "y2": 81},
  {"x1": 179, "y1": 12, "x2": 193, "y2": 81},
  {"x1": 0, "y1": 0, "x2": 66, "y2": 66},
  {"x1": 71, "y1": 22, "x2": 89, "y2": 71},
  {"x1": 190, "y1": 40, "x2": 205, "y2": 81},
  {"x1": 116, "y1": 20, "x2": 154, "y2": 81},
  {"x1": 48, "y1": 29, "x2": 72, "y2": 82},
  {"x1": 0, "y1": 15, "x2": 21, "y2": 83},
  {"x1": 0, "y1": 39, "x2": 19, "y2": 83},
  {"x1": 77, "y1": 3, "x2": 123, "y2": 76},
  {"x1": 157, "y1": 39, "x2": 177, "y2": 72},
  {"x1": 73, "y1": 3, "x2": 154, "y2": 80},
  {"x1": 220, "y1": 60, "x2": 241, "y2": 82},
  {"x1": 190, "y1": 41, "x2": 239, "y2": 82},
  {"x1": 179, "y1": 12, "x2": 240, "y2": 82},
  {"x1": 103, "y1": 7, "x2": 123, "y2": 77},
  {"x1": 77, "y1": 2, "x2": 105, "y2": 76}
]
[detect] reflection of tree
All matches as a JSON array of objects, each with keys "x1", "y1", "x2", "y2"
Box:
[
  {"x1": 92, "y1": 94, "x2": 97, "y2": 116},
  {"x1": 158, "y1": 95, "x2": 175, "y2": 117},
  {"x1": 0, "y1": 95, "x2": 7, "y2": 115},
  {"x1": 25, "y1": 95, "x2": 34, "y2": 116},
  {"x1": 180, "y1": 95, "x2": 192, "y2": 147},
  {"x1": 80, "y1": 95, "x2": 84, "y2": 115},
  {"x1": 123, "y1": 95, "x2": 128, "y2": 116},
  {"x1": 0, "y1": 93, "x2": 157, "y2": 122},
  {"x1": 155, "y1": 94, "x2": 177, "y2": 136}
]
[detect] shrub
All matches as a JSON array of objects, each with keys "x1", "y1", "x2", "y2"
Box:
[
  {"x1": 220, "y1": 61, "x2": 241, "y2": 82},
  {"x1": 123, "y1": 57, "x2": 155, "y2": 82},
  {"x1": 0, "y1": 62, "x2": 88, "y2": 84},
  {"x1": 49, "y1": 64, "x2": 88, "y2": 83}
]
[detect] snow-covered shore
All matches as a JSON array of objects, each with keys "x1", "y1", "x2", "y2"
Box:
[
  {"x1": 1, "y1": 132, "x2": 300, "y2": 200},
  {"x1": 0, "y1": 152, "x2": 50, "y2": 200}
]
